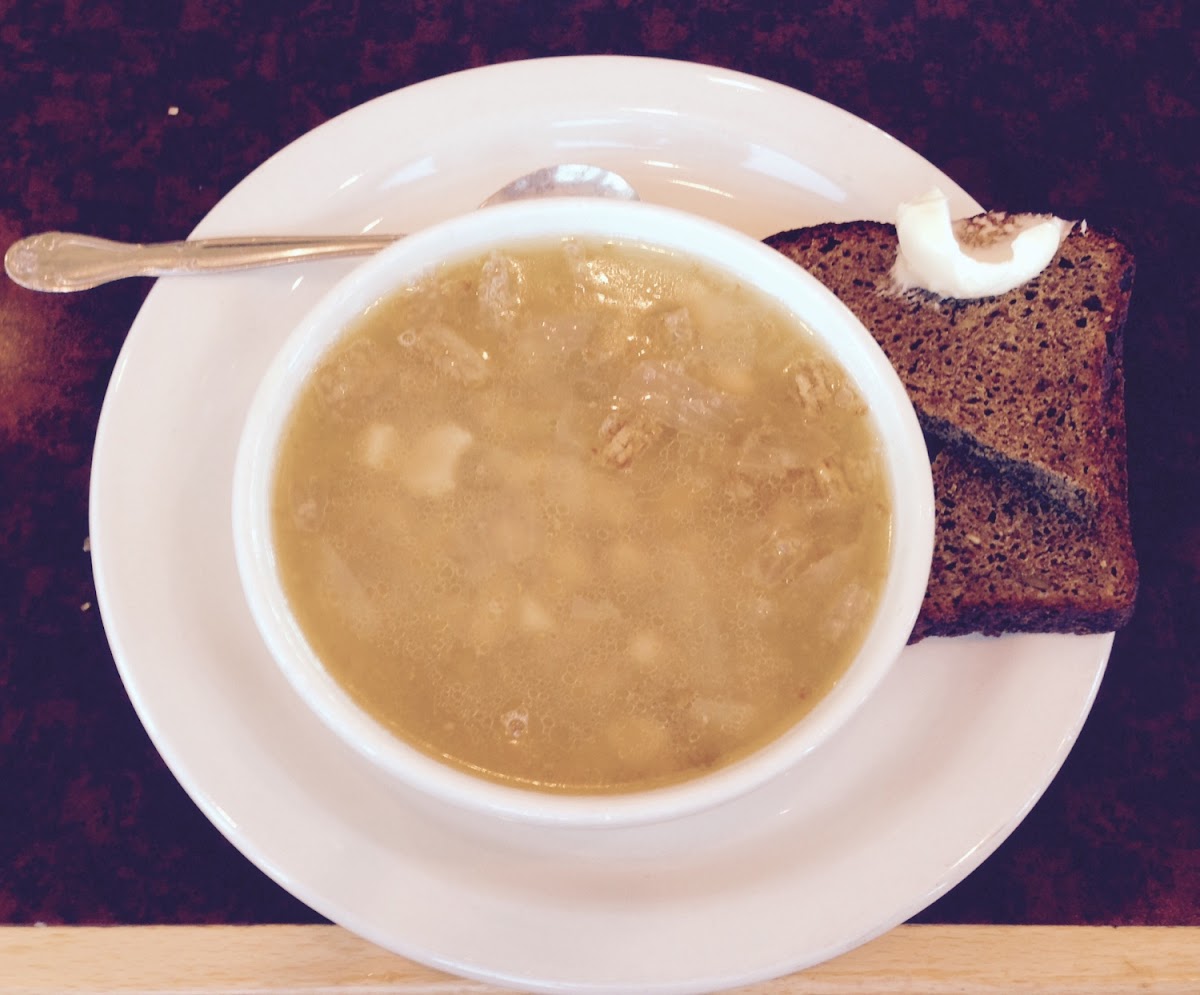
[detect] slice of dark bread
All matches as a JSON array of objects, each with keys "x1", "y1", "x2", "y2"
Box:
[
  {"x1": 764, "y1": 218, "x2": 1138, "y2": 639},
  {"x1": 765, "y1": 221, "x2": 1135, "y2": 517}
]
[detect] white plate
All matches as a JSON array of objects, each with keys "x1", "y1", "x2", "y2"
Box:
[{"x1": 90, "y1": 57, "x2": 1110, "y2": 994}]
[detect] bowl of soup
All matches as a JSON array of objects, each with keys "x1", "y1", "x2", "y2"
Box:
[{"x1": 233, "y1": 197, "x2": 934, "y2": 827}]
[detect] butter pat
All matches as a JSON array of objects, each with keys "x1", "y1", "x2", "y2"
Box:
[{"x1": 891, "y1": 188, "x2": 1073, "y2": 299}]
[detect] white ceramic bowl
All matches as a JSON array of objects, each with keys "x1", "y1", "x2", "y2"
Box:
[{"x1": 233, "y1": 198, "x2": 935, "y2": 828}]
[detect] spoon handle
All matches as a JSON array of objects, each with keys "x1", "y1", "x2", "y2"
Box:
[{"x1": 4, "y1": 231, "x2": 403, "y2": 292}]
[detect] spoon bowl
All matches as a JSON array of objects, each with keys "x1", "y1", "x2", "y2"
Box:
[
  {"x1": 3, "y1": 164, "x2": 639, "y2": 293},
  {"x1": 480, "y1": 164, "x2": 638, "y2": 206}
]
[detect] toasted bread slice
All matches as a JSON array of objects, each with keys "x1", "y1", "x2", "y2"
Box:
[
  {"x1": 765, "y1": 219, "x2": 1138, "y2": 639},
  {"x1": 765, "y1": 221, "x2": 1135, "y2": 517}
]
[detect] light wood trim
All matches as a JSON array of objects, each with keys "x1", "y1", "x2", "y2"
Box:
[{"x1": 1, "y1": 924, "x2": 1197, "y2": 993}]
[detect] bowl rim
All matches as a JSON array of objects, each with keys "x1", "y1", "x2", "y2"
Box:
[{"x1": 231, "y1": 197, "x2": 935, "y2": 828}]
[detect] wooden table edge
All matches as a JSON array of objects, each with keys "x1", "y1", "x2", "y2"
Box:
[{"x1": 1, "y1": 923, "x2": 1197, "y2": 993}]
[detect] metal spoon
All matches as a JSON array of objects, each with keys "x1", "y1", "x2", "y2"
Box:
[{"x1": 4, "y1": 164, "x2": 639, "y2": 293}]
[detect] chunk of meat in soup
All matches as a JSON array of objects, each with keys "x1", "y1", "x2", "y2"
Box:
[
  {"x1": 595, "y1": 361, "x2": 742, "y2": 469},
  {"x1": 596, "y1": 406, "x2": 665, "y2": 469}
]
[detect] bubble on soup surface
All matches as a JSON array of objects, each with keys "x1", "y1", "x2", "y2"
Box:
[{"x1": 501, "y1": 709, "x2": 529, "y2": 742}]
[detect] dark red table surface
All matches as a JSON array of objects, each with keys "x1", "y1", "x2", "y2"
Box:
[{"x1": 2, "y1": 0, "x2": 1197, "y2": 929}]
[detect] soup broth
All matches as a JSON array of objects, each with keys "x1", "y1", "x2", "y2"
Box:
[{"x1": 272, "y1": 238, "x2": 891, "y2": 794}]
